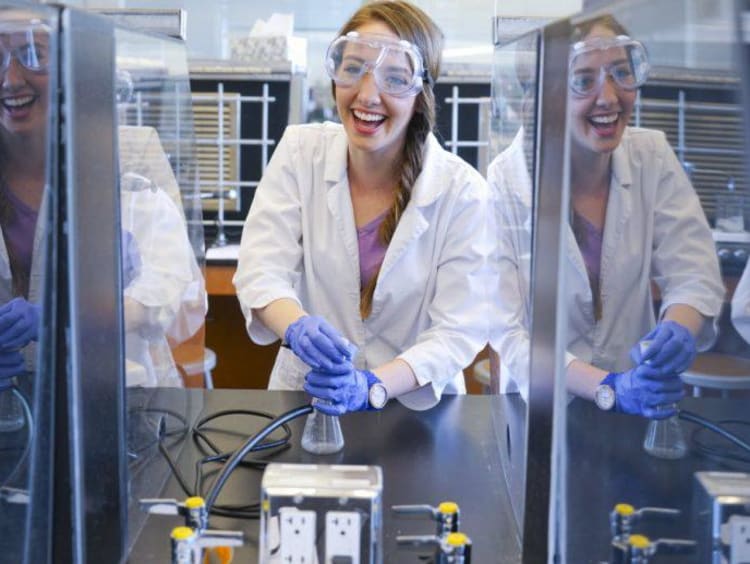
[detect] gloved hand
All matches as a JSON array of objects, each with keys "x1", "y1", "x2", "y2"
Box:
[
  {"x1": 121, "y1": 229, "x2": 141, "y2": 288},
  {"x1": 303, "y1": 367, "x2": 381, "y2": 416},
  {"x1": 284, "y1": 315, "x2": 352, "y2": 370},
  {"x1": 0, "y1": 349, "x2": 25, "y2": 390},
  {"x1": 602, "y1": 365, "x2": 685, "y2": 419},
  {"x1": 630, "y1": 320, "x2": 697, "y2": 375},
  {"x1": 0, "y1": 297, "x2": 40, "y2": 351}
]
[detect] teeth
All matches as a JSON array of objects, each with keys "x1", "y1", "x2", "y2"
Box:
[
  {"x1": 353, "y1": 110, "x2": 385, "y2": 122},
  {"x1": 4, "y1": 95, "x2": 33, "y2": 108},
  {"x1": 590, "y1": 114, "x2": 618, "y2": 124}
]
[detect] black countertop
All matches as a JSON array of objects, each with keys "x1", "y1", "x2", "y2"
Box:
[
  {"x1": 126, "y1": 389, "x2": 522, "y2": 563},
  {"x1": 565, "y1": 397, "x2": 750, "y2": 563},
  {"x1": 4, "y1": 388, "x2": 746, "y2": 563}
]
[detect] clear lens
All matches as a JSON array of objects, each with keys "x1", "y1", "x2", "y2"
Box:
[
  {"x1": 568, "y1": 36, "x2": 649, "y2": 96},
  {"x1": 326, "y1": 32, "x2": 424, "y2": 97},
  {"x1": 0, "y1": 29, "x2": 49, "y2": 73}
]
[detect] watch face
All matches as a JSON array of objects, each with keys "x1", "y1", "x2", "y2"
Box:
[
  {"x1": 595, "y1": 385, "x2": 615, "y2": 411},
  {"x1": 369, "y1": 383, "x2": 388, "y2": 409}
]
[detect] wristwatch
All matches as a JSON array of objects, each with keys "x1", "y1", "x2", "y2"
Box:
[
  {"x1": 368, "y1": 382, "x2": 389, "y2": 410},
  {"x1": 594, "y1": 383, "x2": 616, "y2": 411}
]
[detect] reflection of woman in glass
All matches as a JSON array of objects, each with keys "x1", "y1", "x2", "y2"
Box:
[
  {"x1": 234, "y1": 0, "x2": 491, "y2": 413},
  {"x1": 0, "y1": 22, "x2": 50, "y2": 385},
  {"x1": 490, "y1": 16, "x2": 724, "y2": 418}
]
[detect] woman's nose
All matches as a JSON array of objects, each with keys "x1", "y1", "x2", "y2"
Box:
[
  {"x1": 356, "y1": 71, "x2": 381, "y2": 105},
  {"x1": 1, "y1": 56, "x2": 26, "y2": 89},
  {"x1": 595, "y1": 72, "x2": 619, "y2": 105}
]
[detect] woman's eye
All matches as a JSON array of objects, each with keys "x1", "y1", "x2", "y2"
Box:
[
  {"x1": 384, "y1": 73, "x2": 409, "y2": 87},
  {"x1": 342, "y1": 63, "x2": 363, "y2": 76},
  {"x1": 572, "y1": 72, "x2": 595, "y2": 91},
  {"x1": 612, "y1": 65, "x2": 634, "y2": 81}
]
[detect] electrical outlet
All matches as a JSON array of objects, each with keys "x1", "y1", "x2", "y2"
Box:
[
  {"x1": 325, "y1": 511, "x2": 361, "y2": 564},
  {"x1": 727, "y1": 515, "x2": 750, "y2": 564},
  {"x1": 279, "y1": 507, "x2": 317, "y2": 563}
]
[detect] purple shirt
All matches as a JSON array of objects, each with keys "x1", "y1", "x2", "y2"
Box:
[
  {"x1": 357, "y1": 211, "x2": 388, "y2": 289},
  {"x1": 2, "y1": 187, "x2": 38, "y2": 296},
  {"x1": 572, "y1": 210, "x2": 603, "y2": 319}
]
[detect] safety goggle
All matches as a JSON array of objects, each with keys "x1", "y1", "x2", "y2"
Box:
[
  {"x1": 0, "y1": 30, "x2": 48, "y2": 74},
  {"x1": 325, "y1": 31, "x2": 431, "y2": 97},
  {"x1": 568, "y1": 35, "x2": 649, "y2": 96}
]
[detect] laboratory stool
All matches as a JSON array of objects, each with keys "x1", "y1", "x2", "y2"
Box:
[
  {"x1": 173, "y1": 346, "x2": 217, "y2": 389},
  {"x1": 681, "y1": 352, "x2": 750, "y2": 399}
]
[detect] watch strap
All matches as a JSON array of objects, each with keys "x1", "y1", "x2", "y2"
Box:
[{"x1": 600, "y1": 372, "x2": 618, "y2": 388}]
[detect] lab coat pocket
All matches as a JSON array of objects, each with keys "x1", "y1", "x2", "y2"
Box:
[{"x1": 268, "y1": 346, "x2": 309, "y2": 391}]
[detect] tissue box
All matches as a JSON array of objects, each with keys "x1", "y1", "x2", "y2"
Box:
[{"x1": 230, "y1": 35, "x2": 307, "y2": 69}]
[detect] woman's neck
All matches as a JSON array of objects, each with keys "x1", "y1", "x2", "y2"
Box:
[
  {"x1": 570, "y1": 145, "x2": 611, "y2": 196},
  {"x1": 347, "y1": 147, "x2": 402, "y2": 194}
]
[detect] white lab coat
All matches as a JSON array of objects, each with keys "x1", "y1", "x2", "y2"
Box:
[
  {"x1": 489, "y1": 127, "x2": 724, "y2": 399},
  {"x1": 234, "y1": 122, "x2": 492, "y2": 410},
  {"x1": 119, "y1": 126, "x2": 208, "y2": 387},
  {"x1": 731, "y1": 262, "x2": 750, "y2": 343}
]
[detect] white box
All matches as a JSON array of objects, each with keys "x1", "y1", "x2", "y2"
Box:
[{"x1": 260, "y1": 463, "x2": 383, "y2": 564}]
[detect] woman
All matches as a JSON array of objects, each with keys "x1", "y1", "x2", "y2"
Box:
[
  {"x1": 0, "y1": 22, "x2": 50, "y2": 385},
  {"x1": 0, "y1": 19, "x2": 204, "y2": 389},
  {"x1": 489, "y1": 16, "x2": 724, "y2": 418},
  {"x1": 234, "y1": 0, "x2": 491, "y2": 414}
]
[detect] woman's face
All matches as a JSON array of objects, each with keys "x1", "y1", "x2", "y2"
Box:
[
  {"x1": 334, "y1": 20, "x2": 419, "y2": 162},
  {"x1": 568, "y1": 24, "x2": 636, "y2": 157},
  {"x1": 0, "y1": 30, "x2": 49, "y2": 139}
]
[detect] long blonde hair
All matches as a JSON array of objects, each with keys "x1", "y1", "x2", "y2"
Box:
[{"x1": 335, "y1": 0, "x2": 443, "y2": 318}]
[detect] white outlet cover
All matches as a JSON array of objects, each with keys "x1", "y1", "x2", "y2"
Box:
[
  {"x1": 279, "y1": 507, "x2": 317, "y2": 563},
  {"x1": 728, "y1": 515, "x2": 750, "y2": 564},
  {"x1": 325, "y1": 511, "x2": 361, "y2": 564}
]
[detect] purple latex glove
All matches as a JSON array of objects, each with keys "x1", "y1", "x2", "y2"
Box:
[
  {"x1": 630, "y1": 320, "x2": 697, "y2": 375},
  {"x1": 304, "y1": 367, "x2": 381, "y2": 416},
  {"x1": 601, "y1": 365, "x2": 685, "y2": 419},
  {"x1": 0, "y1": 297, "x2": 40, "y2": 351},
  {"x1": 0, "y1": 349, "x2": 25, "y2": 389},
  {"x1": 284, "y1": 315, "x2": 352, "y2": 370},
  {"x1": 121, "y1": 229, "x2": 141, "y2": 288}
]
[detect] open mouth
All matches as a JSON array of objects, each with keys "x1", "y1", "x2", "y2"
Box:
[
  {"x1": 352, "y1": 109, "x2": 386, "y2": 131},
  {"x1": 1, "y1": 94, "x2": 36, "y2": 113},
  {"x1": 588, "y1": 112, "x2": 619, "y2": 134}
]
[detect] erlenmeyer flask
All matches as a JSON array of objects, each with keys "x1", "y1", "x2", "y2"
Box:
[
  {"x1": 301, "y1": 400, "x2": 344, "y2": 454},
  {"x1": 0, "y1": 384, "x2": 24, "y2": 433},
  {"x1": 643, "y1": 406, "x2": 687, "y2": 459}
]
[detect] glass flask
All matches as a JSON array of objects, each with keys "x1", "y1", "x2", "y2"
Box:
[
  {"x1": 0, "y1": 385, "x2": 25, "y2": 433},
  {"x1": 715, "y1": 176, "x2": 745, "y2": 232},
  {"x1": 639, "y1": 340, "x2": 687, "y2": 459},
  {"x1": 643, "y1": 406, "x2": 688, "y2": 459},
  {"x1": 301, "y1": 400, "x2": 345, "y2": 454}
]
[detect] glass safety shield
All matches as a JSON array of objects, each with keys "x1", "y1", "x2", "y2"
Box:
[
  {"x1": 488, "y1": 28, "x2": 541, "y2": 559},
  {"x1": 556, "y1": 0, "x2": 750, "y2": 562},
  {"x1": 488, "y1": 15, "x2": 573, "y2": 562},
  {"x1": 113, "y1": 24, "x2": 207, "y2": 557},
  {"x1": 0, "y1": 3, "x2": 57, "y2": 562}
]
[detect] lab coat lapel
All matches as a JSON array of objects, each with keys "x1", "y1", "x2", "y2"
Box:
[
  {"x1": 599, "y1": 142, "x2": 633, "y2": 315},
  {"x1": 377, "y1": 135, "x2": 442, "y2": 282},
  {"x1": 327, "y1": 182, "x2": 360, "y2": 272},
  {"x1": 325, "y1": 131, "x2": 361, "y2": 273},
  {"x1": 378, "y1": 204, "x2": 429, "y2": 281}
]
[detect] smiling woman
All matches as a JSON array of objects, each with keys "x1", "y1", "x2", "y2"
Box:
[
  {"x1": 234, "y1": 0, "x2": 493, "y2": 415},
  {"x1": 0, "y1": 26, "x2": 49, "y2": 141},
  {"x1": 0, "y1": 21, "x2": 51, "y2": 388},
  {"x1": 488, "y1": 14, "x2": 725, "y2": 419}
]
